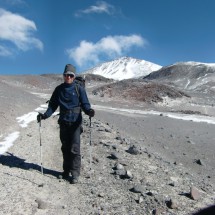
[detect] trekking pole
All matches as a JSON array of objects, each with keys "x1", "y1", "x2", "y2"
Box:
[
  {"x1": 89, "y1": 116, "x2": 92, "y2": 175},
  {"x1": 39, "y1": 118, "x2": 44, "y2": 175}
]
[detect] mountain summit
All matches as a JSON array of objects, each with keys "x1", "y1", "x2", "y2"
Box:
[{"x1": 85, "y1": 57, "x2": 162, "y2": 80}]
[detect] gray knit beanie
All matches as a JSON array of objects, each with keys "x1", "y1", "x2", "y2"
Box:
[{"x1": 63, "y1": 64, "x2": 76, "y2": 76}]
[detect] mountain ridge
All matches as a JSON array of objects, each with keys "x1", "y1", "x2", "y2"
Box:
[
  {"x1": 144, "y1": 61, "x2": 215, "y2": 93},
  {"x1": 84, "y1": 57, "x2": 215, "y2": 94}
]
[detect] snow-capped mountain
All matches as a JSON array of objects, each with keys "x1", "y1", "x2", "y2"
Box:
[
  {"x1": 85, "y1": 57, "x2": 162, "y2": 80},
  {"x1": 144, "y1": 61, "x2": 215, "y2": 93}
]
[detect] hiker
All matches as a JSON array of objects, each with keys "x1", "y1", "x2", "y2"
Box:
[{"x1": 37, "y1": 64, "x2": 95, "y2": 184}]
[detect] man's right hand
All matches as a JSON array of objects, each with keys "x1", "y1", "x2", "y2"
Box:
[{"x1": 37, "y1": 113, "x2": 46, "y2": 123}]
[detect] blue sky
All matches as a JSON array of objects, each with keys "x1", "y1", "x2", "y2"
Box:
[{"x1": 0, "y1": 0, "x2": 215, "y2": 75}]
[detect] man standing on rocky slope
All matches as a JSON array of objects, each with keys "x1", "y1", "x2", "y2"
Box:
[{"x1": 37, "y1": 64, "x2": 95, "y2": 184}]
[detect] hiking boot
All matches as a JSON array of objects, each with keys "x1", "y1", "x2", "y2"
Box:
[
  {"x1": 58, "y1": 171, "x2": 70, "y2": 180},
  {"x1": 70, "y1": 176, "x2": 79, "y2": 184}
]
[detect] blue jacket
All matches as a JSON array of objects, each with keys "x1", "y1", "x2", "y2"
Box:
[{"x1": 44, "y1": 81, "x2": 91, "y2": 124}]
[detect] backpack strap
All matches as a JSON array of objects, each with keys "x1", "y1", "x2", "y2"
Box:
[{"x1": 75, "y1": 83, "x2": 80, "y2": 98}]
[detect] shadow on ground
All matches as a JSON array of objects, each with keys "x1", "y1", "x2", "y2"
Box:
[{"x1": 0, "y1": 152, "x2": 60, "y2": 178}]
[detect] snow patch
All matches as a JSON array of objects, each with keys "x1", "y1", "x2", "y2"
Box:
[
  {"x1": 16, "y1": 112, "x2": 38, "y2": 128},
  {"x1": 0, "y1": 132, "x2": 20, "y2": 155},
  {"x1": 1, "y1": 103, "x2": 59, "y2": 154},
  {"x1": 30, "y1": 92, "x2": 50, "y2": 99},
  {"x1": 16, "y1": 104, "x2": 59, "y2": 128},
  {"x1": 93, "y1": 105, "x2": 215, "y2": 125},
  {"x1": 185, "y1": 80, "x2": 190, "y2": 89},
  {"x1": 35, "y1": 104, "x2": 48, "y2": 112}
]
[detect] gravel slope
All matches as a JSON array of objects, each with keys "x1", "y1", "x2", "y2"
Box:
[{"x1": 0, "y1": 75, "x2": 214, "y2": 214}]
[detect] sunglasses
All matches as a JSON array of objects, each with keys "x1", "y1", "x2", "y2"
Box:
[{"x1": 64, "y1": 74, "x2": 74, "y2": 78}]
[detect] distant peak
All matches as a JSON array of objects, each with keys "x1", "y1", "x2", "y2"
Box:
[{"x1": 85, "y1": 57, "x2": 162, "y2": 80}]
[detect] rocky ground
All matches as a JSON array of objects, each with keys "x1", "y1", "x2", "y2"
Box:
[
  {"x1": 0, "y1": 74, "x2": 214, "y2": 215},
  {"x1": 92, "y1": 79, "x2": 189, "y2": 103}
]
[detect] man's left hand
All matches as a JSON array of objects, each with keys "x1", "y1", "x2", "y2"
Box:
[{"x1": 88, "y1": 109, "x2": 95, "y2": 117}]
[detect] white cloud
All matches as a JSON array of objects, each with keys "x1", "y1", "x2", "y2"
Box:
[
  {"x1": 3, "y1": 0, "x2": 26, "y2": 6},
  {"x1": 0, "y1": 8, "x2": 43, "y2": 55},
  {"x1": 75, "y1": 1, "x2": 115, "y2": 17},
  {"x1": 66, "y1": 34, "x2": 146, "y2": 69},
  {"x1": 0, "y1": 45, "x2": 12, "y2": 56}
]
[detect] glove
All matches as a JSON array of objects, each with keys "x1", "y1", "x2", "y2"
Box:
[
  {"x1": 88, "y1": 109, "x2": 95, "y2": 117},
  {"x1": 37, "y1": 113, "x2": 46, "y2": 123}
]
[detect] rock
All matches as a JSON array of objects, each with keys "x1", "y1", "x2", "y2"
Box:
[
  {"x1": 187, "y1": 140, "x2": 195, "y2": 144},
  {"x1": 115, "y1": 136, "x2": 122, "y2": 140},
  {"x1": 152, "y1": 208, "x2": 166, "y2": 215},
  {"x1": 126, "y1": 170, "x2": 133, "y2": 179},
  {"x1": 121, "y1": 138, "x2": 128, "y2": 144},
  {"x1": 138, "y1": 195, "x2": 144, "y2": 203},
  {"x1": 114, "y1": 169, "x2": 126, "y2": 176},
  {"x1": 152, "y1": 208, "x2": 158, "y2": 215},
  {"x1": 112, "y1": 144, "x2": 117, "y2": 150},
  {"x1": 35, "y1": 198, "x2": 48, "y2": 209},
  {"x1": 130, "y1": 185, "x2": 144, "y2": 193},
  {"x1": 168, "y1": 182, "x2": 175, "y2": 187},
  {"x1": 99, "y1": 140, "x2": 104, "y2": 145},
  {"x1": 127, "y1": 145, "x2": 140, "y2": 155},
  {"x1": 91, "y1": 189, "x2": 96, "y2": 194},
  {"x1": 109, "y1": 152, "x2": 120, "y2": 160},
  {"x1": 195, "y1": 159, "x2": 204, "y2": 166},
  {"x1": 114, "y1": 163, "x2": 125, "y2": 170},
  {"x1": 92, "y1": 156, "x2": 99, "y2": 163},
  {"x1": 103, "y1": 143, "x2": 110, "y2": 147},
  {"x1": 146, "y1": 191, "x2": 153, "y2": 196},
  {"x1": 190, "y1": 186, "x2": 201, "y2": 200},
  {"x1": 166, "y1": 198, "x2": 178, "y2": 209},
  {"x1": 98, "y1": 193, "x2": 105, "y2": 198},
  {"x1": 105, "y1": 128, "x2": 111, "y2": 133}
]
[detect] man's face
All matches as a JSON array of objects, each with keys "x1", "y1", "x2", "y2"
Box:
[{"x1": 63, "y1": 74, "x2": 75, "y2": 84}]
